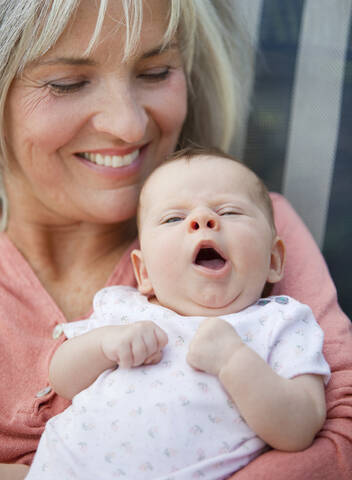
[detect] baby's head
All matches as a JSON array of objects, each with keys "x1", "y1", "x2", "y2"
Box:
[{"x1": 131, "y1": 147, "x2": 285, "y2": 316}]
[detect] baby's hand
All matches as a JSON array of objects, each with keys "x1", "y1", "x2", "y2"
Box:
[
  {"x1": 101, "y1": 322, "x2": 168, "y2": 368},
  {"x1": 187, "y1": 317, "x2": 243, "y2": 376}
]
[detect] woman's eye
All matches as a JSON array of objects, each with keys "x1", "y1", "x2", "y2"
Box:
[
  {"x1": 164, "y1": 216, "x2": 183, "y2": 224},
  {"x1": 139, "y1": 67, "x2": 170, "y2": 82},
  {"x1": 47, "y1": 81, "x2": 89, "y2": 95}
]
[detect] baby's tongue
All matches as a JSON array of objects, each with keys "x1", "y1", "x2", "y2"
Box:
[
  {"x1": 195, "y1": 247, "x2": 226, "y2": 270},
  {"x1": 198, "y1": 258, "x2": 225, "y2": 270}
]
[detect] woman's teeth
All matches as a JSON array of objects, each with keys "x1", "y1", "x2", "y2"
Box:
[{"x1": 80, "y1": 149, "x2": 139, "y2": 167}]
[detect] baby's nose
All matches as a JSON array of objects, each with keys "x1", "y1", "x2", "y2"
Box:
[{"x1": 188, "y1": 211, "x2": 219, "y2": 232}]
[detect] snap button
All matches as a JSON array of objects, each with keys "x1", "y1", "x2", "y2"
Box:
[
  {"x1": 52, "y1": 324, "x2": 64, "y2": 339},
  {"x1": 36, "y1": 386, "x2": 52, "y2": 398}
]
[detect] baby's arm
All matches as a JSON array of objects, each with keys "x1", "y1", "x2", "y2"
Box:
[
  {"x1": 187, "y1": 317, "x2": 326, "y2": 452},
  {"x1": 50, "y1": 322, "x2": 168, "y2": 400}
]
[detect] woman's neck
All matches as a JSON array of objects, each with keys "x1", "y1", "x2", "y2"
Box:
[
  {"x1": 7, "y1": 219, "x2": 136, "y2": 276},
  {"x1": 6, "y1": 218, "x2": 137, "y2": 320}
]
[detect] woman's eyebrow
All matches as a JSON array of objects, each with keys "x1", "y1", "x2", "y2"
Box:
[
  {"x1": 30, "y1": 57, "x2": 98, "y2": 67},
  {"x1": 29, "y1": 42, "x2": 179, "y2": 68},
  {"x1": 141, "y1": 42, "x2": 179, "y2": 59}
]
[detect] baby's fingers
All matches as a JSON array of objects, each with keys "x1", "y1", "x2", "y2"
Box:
[
  {"x1": 154, "y1": 325, "x2": 168, "y2": 349},
  {"x1": 131, "y1": 335, "x2": 148, "y2": 367},
  {"x1": 142, "y1": 323, "x2": 168, "y2": 353},
  {"x1": 131, "y1": 323, "x2": 167, "y2": 367},
  {"x1": 144, "y1": 350, "x2": 163, "y2": 365},
  {"x1": 117, "y1": 343, "x2": 135, "y2": 369}
]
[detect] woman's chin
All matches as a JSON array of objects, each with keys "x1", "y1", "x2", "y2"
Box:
[{"x1": 81, "y1": 188, "x2": 139, "y2": 225}]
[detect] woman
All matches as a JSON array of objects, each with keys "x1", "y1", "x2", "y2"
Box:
[{"x1": 0, "y1": 1, "x2": 351, "y2": 479}]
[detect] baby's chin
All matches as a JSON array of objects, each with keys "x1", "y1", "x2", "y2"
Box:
[
  {"x1": 150, "y1": 295, "x2": 253, "y2": 317},
  {"x1": 173, "y1": 305, "x2": 244, "y2": 317}
]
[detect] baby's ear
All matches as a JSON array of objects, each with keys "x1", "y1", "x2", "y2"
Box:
[
  {"x1": 131, "y1": 249, "x2": 154, "y2": 296},
  {"x1": 267, "y1": 236, "x2": 285, "y2": 284}
]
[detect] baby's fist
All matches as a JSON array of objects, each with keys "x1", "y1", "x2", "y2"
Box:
[
  {"x1": 101, "y1": 321, "x2": 168, "y2": 369},
  {"x1": 187, "y1": 317, "x2": 243, "y2": 376}
]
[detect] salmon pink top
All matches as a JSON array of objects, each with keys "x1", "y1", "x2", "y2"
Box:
[{"x1": 0, "y1": 193, "x2": 351, "y2": 480}]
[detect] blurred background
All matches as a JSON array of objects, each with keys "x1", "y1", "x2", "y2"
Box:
[{"x1": 234, "y1": 0, "x2": 352, "y2": 319}]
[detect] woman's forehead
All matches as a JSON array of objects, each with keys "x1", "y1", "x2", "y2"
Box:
[{"x1": 41, "y1": 0, "x2": 172, "y2": 62}]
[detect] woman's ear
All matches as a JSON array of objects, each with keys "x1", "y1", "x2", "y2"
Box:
[
  {"x1": 267, "y1": 236, "x2": 285, "y2": 284},
  {"x1": 130, "y1": 249, "x2": 155, "y2": 296}
]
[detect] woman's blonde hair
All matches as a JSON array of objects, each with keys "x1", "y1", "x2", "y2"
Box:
[{"x1": 0, "y1": 0, "x2": 250, "y2": 230}]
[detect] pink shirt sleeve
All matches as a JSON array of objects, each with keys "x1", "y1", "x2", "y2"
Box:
[{"x1": 229, "y1": 193, "x2": 352, "y2": 480}]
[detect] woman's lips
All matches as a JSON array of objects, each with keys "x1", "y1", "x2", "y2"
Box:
[
  {"x1": 78, "y1": 149, "x2": 139, "y2": 168},
  {"x1": 75, "y1": 144, "x2": 148, "y2": 178}
]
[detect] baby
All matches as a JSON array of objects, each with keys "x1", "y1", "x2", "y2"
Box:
[{"x1": 27, "y1": 147, "x2": 330, "y2": 480}]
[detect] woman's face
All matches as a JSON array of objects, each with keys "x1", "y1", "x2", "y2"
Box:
[{"x1": 4, "y1": 0, "x2": 187, "y2": 227}]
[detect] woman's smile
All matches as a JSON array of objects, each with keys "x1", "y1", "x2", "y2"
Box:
[
  {"x1": 75, "y1": 144, "x2": 149, "y2": 181},
  {"x1": 78, "y1": 149, "x2": 140, "y2": 168}
]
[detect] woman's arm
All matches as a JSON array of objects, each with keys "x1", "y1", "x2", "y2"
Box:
[
  {"x1": 229, "y1": 194, "x2": 352, "y2": 479},
  {"x1": 0, "y1": 463, "x2": 29, "y2": 480},
  {"x1": 50, "y1": 322, "x2": 168, "y2": 399}
]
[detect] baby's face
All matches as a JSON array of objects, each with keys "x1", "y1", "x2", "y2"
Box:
[{"x1": 133, "y1": 155, "x2": 283, "y2": 316}]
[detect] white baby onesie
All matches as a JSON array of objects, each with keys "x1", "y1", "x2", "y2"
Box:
[{"x1": 27, "y1": 286, "x2": 330, "y2": 480}]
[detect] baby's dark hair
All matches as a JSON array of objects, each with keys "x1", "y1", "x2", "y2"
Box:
[{"x1": 137, "y1": 146, "x2": 276, "y2": 233}]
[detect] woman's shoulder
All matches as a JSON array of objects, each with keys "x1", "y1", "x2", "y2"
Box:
[
  {"x1": 269, "y1": 192, "x2": 317, "y2": 258},
  {"x1": 0, "y1": 231, "x2": 19, "y2": 256},
  {"x1": 0, "y1": 232, "x2": 38, "y2": 286},
  {"x1": 268, "y1": 193, "x2": 335, "y2": 317},
  {"x1": 269, "y1": 192, "x2": 299, "y2": 224}
]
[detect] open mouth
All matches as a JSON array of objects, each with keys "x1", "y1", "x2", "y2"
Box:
[
  {"x1": 77, "y1": 150, "x2": 139, "y2": 168},
  {"x1": 194, "y1": 247, "x2": 227, "y2": 270}
]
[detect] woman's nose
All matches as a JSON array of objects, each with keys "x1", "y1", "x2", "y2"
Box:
[
  {"x1": 91, "y1": 83, "x2": 148, "y2": 143},
  {"x1": 188, "y1": 210, "x2": 219, "y2": 232}
]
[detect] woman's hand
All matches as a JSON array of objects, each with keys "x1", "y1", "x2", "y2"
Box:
[
  {"x1": 101, "y1": 322, "x2": 168, "y2": 368},
  {"x1": 187, "y1": 317, "x2": 244, "y2": 376},
  {"x1": 0, "y1": 463, "x2": 29, "y2": 480}
]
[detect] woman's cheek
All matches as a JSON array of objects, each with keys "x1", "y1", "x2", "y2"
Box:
[
  {"x1": 151, "y1": 71, "x2": 188, "y2": 136},
  {"x1": 25, "y1": 100, "x2": 89, "y2": 153}
]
